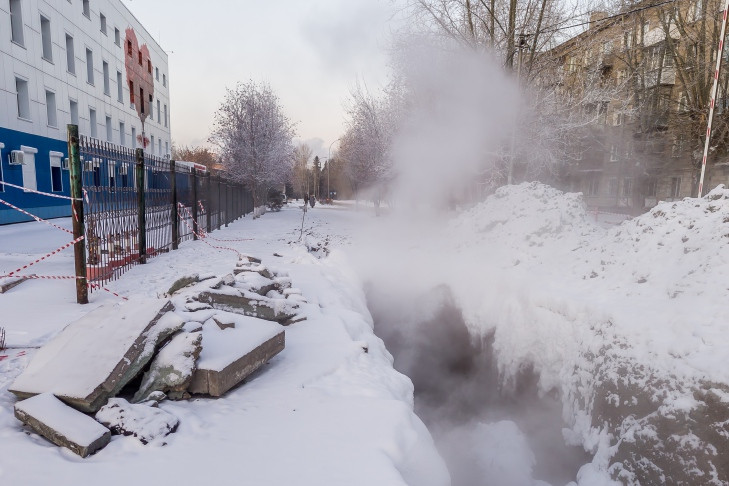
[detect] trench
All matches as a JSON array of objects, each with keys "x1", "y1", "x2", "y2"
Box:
[{"x1": 366, "y1": 284, "x2": 592, "y2": 486}]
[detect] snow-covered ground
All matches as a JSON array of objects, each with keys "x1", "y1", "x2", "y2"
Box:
[
  {"x1": 2, "y1": 184, "x2": 729, "y2": 485},
  {"x1": 0, "y1": 203, "x2": 447, "y2": 485}
]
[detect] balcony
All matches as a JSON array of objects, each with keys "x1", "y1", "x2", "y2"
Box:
[{"x1": 645, "y1": 67, "x2": 675, "y2": 88}]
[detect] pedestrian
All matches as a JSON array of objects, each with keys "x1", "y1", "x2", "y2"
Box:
[
  {"x1": 309, "y1": 194, "x2": 316, "y2": 208},
  {"x1": 304, "y1": 193, "x2": 309, "y2": 206}
]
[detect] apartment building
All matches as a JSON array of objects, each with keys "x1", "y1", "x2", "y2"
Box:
[
  {"x1": 543, "y1": 0, "x2": 729, "y2": 212},
  {"x1": 0, "y1": 0, "x2": 170, "y2": 223}
]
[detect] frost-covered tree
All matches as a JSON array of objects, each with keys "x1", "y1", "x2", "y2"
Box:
[
  {"x1": 210, "y1": 81, "x2": 296, "y2": 206},
  {"x1": 292, "y1": 143, "x2": 313, "y2": 199}
]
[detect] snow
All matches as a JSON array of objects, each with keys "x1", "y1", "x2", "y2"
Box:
[
  {"x1": 9, "y1": 299, "x2": 181, "y2": 398},
  {"x1": 0, "y1": 203, "x2": 448, "y2": 485},
  {"x1": 14, "y1": 393, "x2": 109, "y2": 446},
  {"x1": 95, "y1": 398, "x2": 179, "y2": 445}
]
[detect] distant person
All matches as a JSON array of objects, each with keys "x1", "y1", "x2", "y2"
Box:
[
  {"x1": 304, "y1": 194, "x2": 309, "y2": 206},
  {"x1": 310, "y1": 195, "x2": 316, "y2": 208}
]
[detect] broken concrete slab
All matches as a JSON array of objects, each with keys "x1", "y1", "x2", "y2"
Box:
[
  {"x1": 212, "y1": 316, "x2": 235, "y2": 330},
  {"x1": 132, "y1": 331, "x2": 203, "y2": 403},
  {"x1": 14, "y1": 393, "x2": 111, "y2": 458},
  {"x1": 10, "y1": 299, "x2": 183, "y2": 413},
  {"x1": 96, "y1": 398, "x2": 179, "y2": 445},
  {"x1": 0, "y1": 275, "x2": 35, "y2": 293},
  {"x1": 188, "y1": 318, "x2": 285, "y2": 397},
  {"x1": 239, "y1": 255, "x2": 262, "y2": 264},
  {"x1": 196, "y1": 290, "x2": 299, "y2": 325}
]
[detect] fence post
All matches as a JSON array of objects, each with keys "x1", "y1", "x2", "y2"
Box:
[
  {"x1": 206, "y1": 172, "x2": 212, "y2": 234},
  {"x1": 68, "y1": 125, "x2": 88, "y2": 304},
  {"x1": 136, "y1": 148, "x2": 147, "y2": 264},
  {"x1": 171, "y1": 160, "x2": 179, "y2": 250},
  {"x1": 217, "y1": 176, "x2": 222, "y2": 230},
  {"x1": 192, "y1": 168, "x2": 198, "y2": 240},
  {"x1": 225, "y1": 183, "x2": 230, "y2": 227}
]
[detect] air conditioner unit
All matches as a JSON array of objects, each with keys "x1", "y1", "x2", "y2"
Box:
[
  {"x1": 62, "y1": 158, "x2": 70, "y2": 170},
  {"x1": 84, "y1": 160, "x2": 94, "y2": 171},
  {"x1": 9, "y1": 150, "x2": 25, "y2": 166}
]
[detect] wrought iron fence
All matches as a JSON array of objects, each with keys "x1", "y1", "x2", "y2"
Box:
[{"x1": 75, "y1": 134, "x2": 253, "y2": 292}]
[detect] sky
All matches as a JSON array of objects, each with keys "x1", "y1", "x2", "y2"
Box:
[{"x1": 121, "y1": 0, "x2": 401, "y2": 160}]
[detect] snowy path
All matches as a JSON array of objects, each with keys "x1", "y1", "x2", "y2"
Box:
[{"x1": 0, "y1": 203, "x2": 448, "y2": 485}]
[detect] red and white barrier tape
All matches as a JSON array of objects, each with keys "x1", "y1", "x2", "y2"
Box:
[
  {"x1": 177, "y1": 203, "x2": 243, "y2": 257},
  {"x1": 0, "y1": 273, "x2": 127, "y2": 300},
  {"x1": 0, "y1": 198, "x2": 75, "y2": 234},
  {"x1": 196, "y1": 201, "x2": 253, "y2": 242},
  {"x1": 4, "y1": 235, "x2": 85, "y2": 277},
  {"x1": 0, "y1": 180, "x2": 87, "y2": 202}
]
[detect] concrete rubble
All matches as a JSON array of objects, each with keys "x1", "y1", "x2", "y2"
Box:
[
  {"x1": 95, "y1": 398, "x2": 179, "y2": 445},
  {"x1": 14, "y1": 393, "x2": 111, "y2": 458},
  {"x1": 10, "y1": 255, "x2": 294, "y2": 457}
]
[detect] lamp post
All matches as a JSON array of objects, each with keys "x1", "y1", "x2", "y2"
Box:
[{"x1": 328, "y1": 138, "x2": 340, "y2": 201}]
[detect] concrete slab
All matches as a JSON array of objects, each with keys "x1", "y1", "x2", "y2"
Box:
[
  {"x1": 96, "y1": 398, "x2": 179, "y2": 445},
  {"x1": 14, "y1": 393, "x2": 110, "y2": 458},
  {"x1": 188, "y1": 319, "x2": 285, "y2": 397},
  {"x1": 196, "y1": 290, "x2": 299, "y2": 325},
  {"x1": 0, "y1": 275, "x2": 35, "y2": 293},
  {"x1": 10, "y1": 299, "x2": 183, "y2": 412}
]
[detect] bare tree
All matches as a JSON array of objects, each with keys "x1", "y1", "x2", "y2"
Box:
[
  {"x1": 172, "y1": 144, "x2": 218, "y2": 170},
  {"x1": 210, "y1": 81, "x2": 296, "y2": 207},
  {"x1": 292, "y1": 143, "x2": 313, "y2": 199}
]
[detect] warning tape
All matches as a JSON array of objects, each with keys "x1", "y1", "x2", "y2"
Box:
[
  {"x1": 0, "y1": 273, "x2": 127, "y2": 300},
  {"x1": 196, "y1": 201, "x2": 253, "y2": 242},
  {"x1": 0, "y1": 180, "x2": 87, "y2": 202},
  {"x1": 177, "y1": 203, "x2": 243, "y2": 257},
  {"x1": 0, "y1": 350, "x2": 27, "y2": 362},
  {"x1": 0, "y1": 198, "x2": 75, "y2": 234},
  {"x1": 3, "y1": 234, "x2": 85, "y2": 277}
]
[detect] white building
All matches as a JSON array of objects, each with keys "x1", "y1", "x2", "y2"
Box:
[{"x1": 0, "y1": 0, "x2": 171, "y2": 223}]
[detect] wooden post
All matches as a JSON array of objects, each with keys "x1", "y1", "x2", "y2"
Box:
[
  {"x1": 192, "y1": 168, "x2": 199, "y2": 240},
  {"x1": 170, "y1": 160, "x2": 179, "y2": 250},
  {"x1": 68, "y1": 125, "x2": 88, "y2": 304},
  {"x1": 136, "y1": 148, "x2": 146, "y2": 264}
]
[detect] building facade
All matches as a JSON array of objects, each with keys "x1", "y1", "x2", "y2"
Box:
[
  {"x1": 542, "y1": 1, "x2": 729, "y2": 213},
  {"x1": 0, "y1": 0, "x2": 170, "y2": 224}
]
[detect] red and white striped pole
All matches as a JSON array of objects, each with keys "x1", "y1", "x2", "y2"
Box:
[{"x1": 698, "y1": 0, "x2": 729, "y2": 197}]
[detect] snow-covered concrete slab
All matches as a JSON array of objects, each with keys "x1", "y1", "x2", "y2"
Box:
[
  {"x1": 0, "y1": 275, "x2": 34, "y2": 293},
  {"x1": 10, "y1": 299, "x2": 183, "y2": 412},
  {"x1": 188, "y1": 317, "x2": 285, "y2": 397},
  {"x1": 196, "y1": 288, "x2": 300, "y2": 325},
  {"x1": 14, "y1": 393, "x2": 110, "y2": 457},
  {"x1": 96, "y1": 398, "x2": 179, "y2": 445}
]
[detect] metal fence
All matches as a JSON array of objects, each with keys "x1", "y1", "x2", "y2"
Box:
[{"x1": 70, "y1": 129, "x2": 253, "y2": 300}]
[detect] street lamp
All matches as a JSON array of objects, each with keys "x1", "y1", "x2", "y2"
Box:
[{"x1": 328, "y1": 138, "x2": 340, "y2": 201}]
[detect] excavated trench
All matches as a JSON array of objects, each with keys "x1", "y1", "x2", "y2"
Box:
[{"x1": 366, "y1": 284, "x2": 591, "y2": 486}]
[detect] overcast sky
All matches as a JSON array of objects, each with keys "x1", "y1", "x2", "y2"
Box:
[{"x1": 121, "y1": 0, "x2": 401, "y2": 159}]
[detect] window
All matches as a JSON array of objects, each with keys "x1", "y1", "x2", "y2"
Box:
[
  {"x1": 120, "y1": 122, "x2": 126, "y2": 146},
  {"x1": 103, "y1": 61, "x2": 110, "y2": 95},
  {"x1": 70, "y1": 99, "x2": 78, "y2": 125},
  {"x1": 40, "y1": 15, "x2": 53, "y2": 62},
  {"x1": 140, "y1": 88, "x2": 145, "y2": 113},
  {"x1": 127, "y1": 39, "x2": 133, "y2": 56},
  {"x1": 151, "y1": 135, "x2": 155, "y2": 154},
  {"x1": 670, "y1": 177, "x2": 681, "y2": 198},
  {"x1": 610, "y1": 144, "x2": 619, "y2": 162},
  {"x1": 165, "y1": 141, "x2": 169, "y2": 157},
  {"x1": 663, "y1": 51, "x2": 674, "y2": 68},
  {"x1": 20, "y1": 145, "x2": 38, "y2": 191},
  {"x1": 163, "y1": 74, "x2": 166, "y2": 87},
  {"x1": 117, "y1": 71, "x2": 123, "y2": 102},
  {"x1": 672, "y1": 135, "x2": 686, "y2": 157},
  {"x1": 129, "y1": 80, "x2": 135, "y2": 104},
  {"x1": 50, "y1": 152, "x2": 63, "y2": 192},
  {"x1": 86, "y1": 48, "x2": 94, "y2": 85},
  {"x1": 155, "y1": 67, "x2": 159, "y2": 81},
  {"x1": 612, "y1": 112, "x2": 623, "y2": 126},
  {"x1": 138, "y1": 51, "x2": 142, "y2": 65},
  {"x1": 646, "y1": 178, "x2": 657, "y2": 197},
  {"x1": 691, "y1": 0, "x2": 703, "y2": 22},
  {"x1": 108, "y1": 161, "x2": 116, "y2": 187},
  {"x1": 106, "y1": 116, "x2": 112, "y2": 142},
  {"x1": 678, "y1": 92, "x2": 689, "y2": 112},
  {"x1": 158, "y1": 138, "x2": 162, "y2": 156},
  {"x1": 608, "y1": 178, "x2": 619, "y2": 196},
  {"x1": 587, "y1": 177, "x2": 599, "y2": 196},
  {"x1": 622, "y1": 178, "x2": 633, "y2": 197},
  {"x1": 45, "y1": 90, "x2": 57, "y2": 127},
  {"x1": 100, "y1": 13, "x2": 107, "y2": 35},
  {"x1": 623, "y1": 30, "x2": 632, "y2": 49},
  {"x1": 147, "y1": 60, "x2": 152, "y2": 74},
  {"x1": 164, "y1": 104, "x2": 168, "y2": 128},
  {"x1": 132, "y1": 127, "x2": 137, "y2": 149},
  {"x1": 114, "y1": 28, "x2": 120, "y2": 46},
  {"x1": 15, "y1": 77, "x2": 30, "y2": 119},
  {"x1": 10, "y1": 0, "x2": 24, "y2": 46},
  {"x1": 157, "y1": 100, "x2": 161, "y2": 123},
  {"x1": 89, "y1": 108, "x2": 97, "y2": 138},
  {"x1": 83, "y1": 0, "x2": 90, "y2": 18},
  {"x1": 65, "y1": 34, "x2": 75, "y2": 74}
]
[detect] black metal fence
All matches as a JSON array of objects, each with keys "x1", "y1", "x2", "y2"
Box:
[{"x1": 72, "y1": 132, "x2": 253, "y2": 296}]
